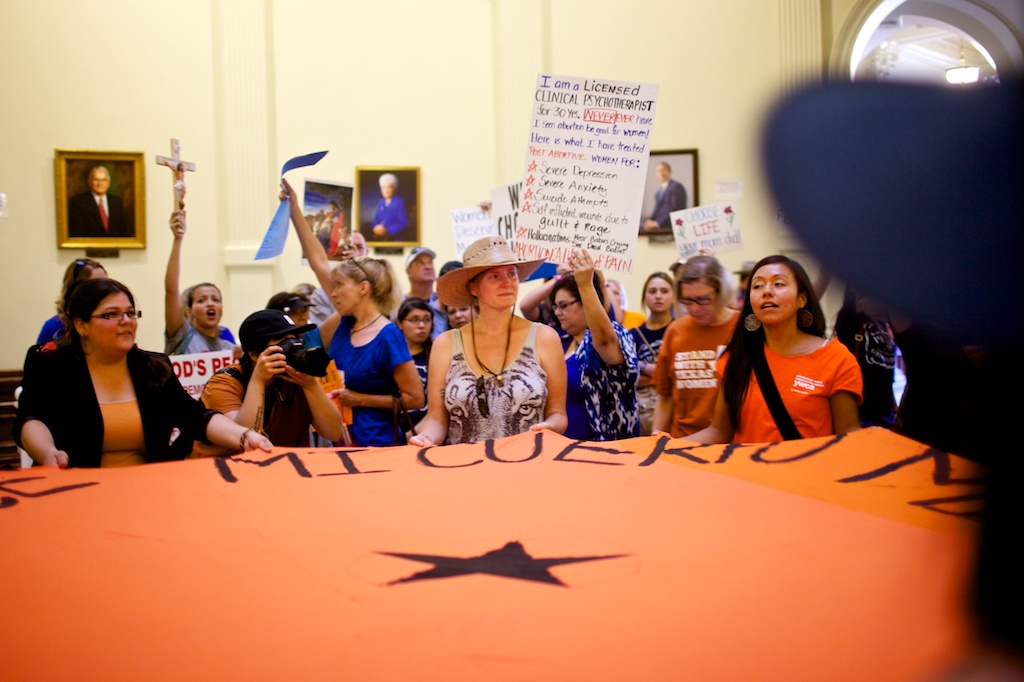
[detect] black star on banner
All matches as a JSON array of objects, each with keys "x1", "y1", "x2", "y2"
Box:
[{"x1": 379, "y1": 541, "x2": 627, "y2": 587}]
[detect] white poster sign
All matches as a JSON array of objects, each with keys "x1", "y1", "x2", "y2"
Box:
[
  {"x1": 449, "y1": 206, "x2": 495, "y2": 259},
  {"x1": 170, "y1": 350, "x2": 235, "y2": 399},
  {"x1": 670, "y1": 202, "x2": 743, "y2": 259},
  {"x1": 513, "y1": 74, "x2": 659, "y2": 273}
]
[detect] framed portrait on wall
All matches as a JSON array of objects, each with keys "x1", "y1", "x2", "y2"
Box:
[
  {"x1": 354, "y1": 166, "x2": 420, "y2": 247},
  {"x1": 55, "y1": 150, "x2": 146, "y2": 249},
  {"x1": 639, "y1": 149, "x2": 699, "y2": 237},
  {"x1": 302, "y1": 178, "x2": 354, "y2": 261}
]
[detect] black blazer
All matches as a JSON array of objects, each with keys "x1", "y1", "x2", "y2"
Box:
[
  {"x1": 67, "y1": 192, "x2": 132, "y2": 238},
  {"x1": 14, "y1": 344, "x2": 216, "y2": 468}
]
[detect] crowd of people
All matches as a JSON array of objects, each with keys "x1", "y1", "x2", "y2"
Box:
[{"x1": 35, "y1": 195, "x2": 979, "y2": 468}]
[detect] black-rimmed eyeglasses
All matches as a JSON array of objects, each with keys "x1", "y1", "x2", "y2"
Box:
[{"x1": 91, "y1": 310, "x2": 141, "y2": 322}]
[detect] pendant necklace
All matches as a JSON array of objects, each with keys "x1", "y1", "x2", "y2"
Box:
[
  {"x1": 471, "y1": 310, "x2": 513, "y2": 387},
  {"x1": 352, "y1": 313, "x2": 383, "y2": 335}
]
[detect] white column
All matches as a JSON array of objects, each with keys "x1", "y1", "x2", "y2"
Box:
[
  {"x1": 779, "y1": 0, "x2": 824, "y2": 93},
  {"x1": 211, "y1": 0, "x2": 276, "y2": 323},
  {"x1": 491, "y1": 0, "x2": 550, "y2": 185}
]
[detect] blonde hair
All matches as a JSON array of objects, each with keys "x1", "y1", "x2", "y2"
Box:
[{"x1": 334, "y1": 257, "x2": 404, "y2": 317}]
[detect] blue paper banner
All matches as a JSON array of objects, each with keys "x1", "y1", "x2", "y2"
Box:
[{"x1": 254, "y1": 151, "x2": 328, "y2": 260}]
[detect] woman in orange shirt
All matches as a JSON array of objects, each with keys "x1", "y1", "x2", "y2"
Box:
[{"x1": 686, "y1": 255, "x2": 862, "y2": 444}]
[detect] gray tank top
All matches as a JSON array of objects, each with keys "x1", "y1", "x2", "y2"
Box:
[{"x1": 444, "y1": 323, "x2": 548, "y2": 444}]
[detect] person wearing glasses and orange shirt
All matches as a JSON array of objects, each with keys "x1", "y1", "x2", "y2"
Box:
[
  {"x1": 15, "y1": 278, "x2": 272, "y2": 468},
  {"x1": 651, "y1": 255, "x2": 739, "y2": 437}
]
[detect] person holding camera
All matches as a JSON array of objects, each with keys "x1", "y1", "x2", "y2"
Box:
[
  {"x1": 190, "y1": 309, "x2": 344, "y2": 458},
  {"x1": 280, "y1": 178, "x2": 424, "y2": 447}
]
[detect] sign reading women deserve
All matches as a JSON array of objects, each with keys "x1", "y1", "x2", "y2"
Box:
[{"x1": 513, "y1": 74, "x2": 658, "y2": 274}]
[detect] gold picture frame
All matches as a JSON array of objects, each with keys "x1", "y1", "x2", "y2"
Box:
[
  {"x1": 55, "y1": 149, "x2": 146, "y2": 249},
  {"x1": 355, "y1": 166, "x2": 421, "y2": 247}
]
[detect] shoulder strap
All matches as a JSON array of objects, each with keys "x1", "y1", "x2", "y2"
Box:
[
  {"x1": 750, "y1": 348, "x2": 802, "y2": 441},
  {"x1": 636, "y1": 325, "x2": 656, "y2": 358},
  {"x1": 450, "y1": 327, "x2": 464, "y2": 356}
]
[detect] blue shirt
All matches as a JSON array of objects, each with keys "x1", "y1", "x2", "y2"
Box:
[
  {"x1": 561, "y1": 322, "x2": 641, "y2": 441},
  {"x1": 328, "y1": 317, "x2": 413, "y2": 446}
]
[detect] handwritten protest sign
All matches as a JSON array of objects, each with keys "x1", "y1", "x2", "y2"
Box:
[
  {"x1": 671, "y1": 202, "x2": 743, "y2": 259},
  {"x1": 513, "y1": 74, "x2": 658, "y2": 274},
  {"x1": 449, "y1": 206, "x2": 495, "y2": 259},
  {"x1": 170, "y1": 350, "x2": 235, "y2": 399},
  {"x1": 490, "y1": 181, "x2": 521, "y2": 244}
]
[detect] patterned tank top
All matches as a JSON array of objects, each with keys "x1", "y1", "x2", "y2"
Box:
[{"x1": 444, "y1": 322, "x2": 548, "y2": 444}]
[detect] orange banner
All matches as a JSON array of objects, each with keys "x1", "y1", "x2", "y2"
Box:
[{"x1": 0, "y1": 429, "x2": 984, "y2": 681}]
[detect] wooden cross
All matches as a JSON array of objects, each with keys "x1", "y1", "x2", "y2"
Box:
[{"x1": 155, "y1": 138, "x2": 196, "y2": 210}]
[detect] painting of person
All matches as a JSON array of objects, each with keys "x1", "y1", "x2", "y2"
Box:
[{"x1": 67, "y1": 165, "x2": 134, "y2": 238}]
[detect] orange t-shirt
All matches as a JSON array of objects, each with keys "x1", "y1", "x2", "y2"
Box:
[
  {"x1": 717, "y1": 338, "x2": 863, "y2": 443},
  {"x1": 99, "y1": 400, "x2": 146, "y2": 467},
  {"x1": 653, "y1": 311, "x2": 738, "y2": 437}
]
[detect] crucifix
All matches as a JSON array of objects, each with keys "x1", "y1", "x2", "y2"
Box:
[{"x1": 155, "y1": 138, "x2": 196, "y2": 210}]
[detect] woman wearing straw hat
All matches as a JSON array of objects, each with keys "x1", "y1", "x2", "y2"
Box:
[{"x1": 408, "y1": 235, "x2": 567, "y2": 446}]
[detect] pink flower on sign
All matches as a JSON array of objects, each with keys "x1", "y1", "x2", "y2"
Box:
[{"x1": 723, "y1": 205, "x2": 735, "y2": 225}]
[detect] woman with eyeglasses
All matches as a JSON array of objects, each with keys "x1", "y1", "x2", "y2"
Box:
[
  {"x1": 36, "y1": 257, "x2": 107, "y2": 347},
  {"x1": 408, "y1": 235, "x2": 567, "y2": 446},
  {"x1": 15, "y1": 278, "x2": 273, "y2": 468},
  {"x1": 395, "y1": 298, "x2": 434, "y2": 429},
  {"x1": 551, "y1": 249, "x2": 640, "y2": 441},
  {"x1": 282, "y1": 179, "x2": 424, "y2": 446},
  {"x1": 683, "y1": 255, "x2": 862, "y2": 444},
  {"x1": 651, "y1": 255, "x2": 739, "y2": 437}
]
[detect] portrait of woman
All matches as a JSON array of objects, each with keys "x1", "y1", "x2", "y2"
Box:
[{"x1": 356, "y1": 166, "x2": 419, "y2": 246}]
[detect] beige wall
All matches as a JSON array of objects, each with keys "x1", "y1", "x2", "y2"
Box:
[{"x1": 1, "y1": 0, "x2": 844, "y2": 370}]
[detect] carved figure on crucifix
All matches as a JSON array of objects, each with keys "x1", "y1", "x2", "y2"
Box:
[{"x1": 155, "y1": 139, "x2": 195, "y2": 211}]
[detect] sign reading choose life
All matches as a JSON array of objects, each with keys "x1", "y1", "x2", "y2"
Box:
[
  {"x1": 1, "y1": 429, "x2": 982, "y2": 680},
  {"x1": 514, "y1": 74, "x2": 658, "y2": 274}
]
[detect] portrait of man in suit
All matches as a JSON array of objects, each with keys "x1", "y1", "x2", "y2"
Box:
[
  {"x1": 67, "y1": 165, "x2": 134, "y2": 238},
  {"x1": 641, "y1": 161, "x2": 689, "y2": 233}
]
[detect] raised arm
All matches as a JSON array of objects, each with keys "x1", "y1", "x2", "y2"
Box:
[
  {"x1": 281, "y1": 178, "x2": 334, "y2": 295},
  {"x1": 164, "y1": 210, "x2": 187, "y2": 338},
  {"x1": 571, "y1": 249, "x2": 624, "y2": 365},
  {"x1": 519, "y1": 265, "x2": 569, "y2": 321}
]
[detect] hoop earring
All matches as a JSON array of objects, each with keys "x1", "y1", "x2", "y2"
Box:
[
  {"x1": 798, "y1": 307, "x2": 814, "y2": 328},
  {"x1": 743, "y1": 313, "x2": 761, "y2": 332}
]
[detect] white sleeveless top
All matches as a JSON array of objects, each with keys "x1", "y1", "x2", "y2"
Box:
[{"x1": 444, "y1": 323, "x2": 548, "y2": 444}]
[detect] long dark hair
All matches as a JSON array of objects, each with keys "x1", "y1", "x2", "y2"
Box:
[
  {"x1": 61, "y1": 278, "x2": 136, "y2": 349},
  {"x1": 720, "y1": 255, "x2": 826, "y2": 430},
  {"x1": 396, "y1": 297, "x2": 434, "y2": 358}
]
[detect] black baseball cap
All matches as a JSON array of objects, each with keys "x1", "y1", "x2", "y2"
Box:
[
  {"x1": 239, "y1": 309, "x2": 316, "y2": 353},
  {"x1": 267, "y1": 292, "x2": 313, "y2": 314}
]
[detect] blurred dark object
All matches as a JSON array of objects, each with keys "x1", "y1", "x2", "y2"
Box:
[{"x1": 762, "y1": 79, "x2": 1023, "y2": 661}]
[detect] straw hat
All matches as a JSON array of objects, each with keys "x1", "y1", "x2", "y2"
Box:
[{"x1": 436, "y1": 236, "x2": 545, "y2": 308}]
